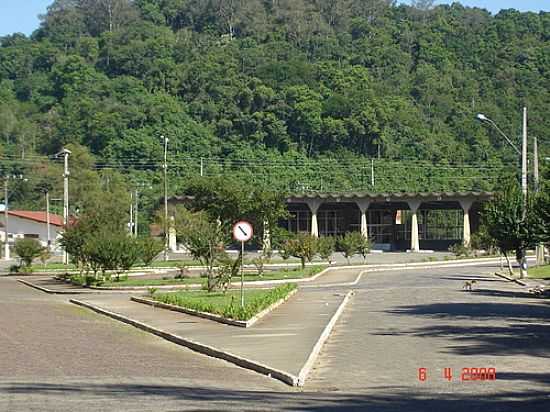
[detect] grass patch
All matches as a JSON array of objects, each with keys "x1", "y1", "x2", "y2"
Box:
[
  {"x1": 96, "y1": 265, "x2": 325, "y2": 288},
  {"x1": 527, "y1": 265, "x2": 550, "y2": 280},
  {"x1": 152, "y1": 283, "x2": 297, "y2": 321}
]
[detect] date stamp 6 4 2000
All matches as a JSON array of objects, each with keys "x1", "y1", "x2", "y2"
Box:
[{"x1": 418, "y1": 367, "x2": 496, "y2": 382}]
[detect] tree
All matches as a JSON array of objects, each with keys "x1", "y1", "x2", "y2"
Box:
[
  {"x1": 139, "y1": 236, "x2": 164, "y2": 266},
  {"x1": 281, "y1": 233, "x2": 317, "y2": 269},
  {"x1": 316, "y1": 236, "x2": 336, "y2": 264},
  {"x1": 14, "y1": 238, "x2": 45, "y2": 268},
  {"x1": 338, "y1": 232, "x2": 362, "y2": 264},
  {"x1": 357, "y1": 235, "x2": 372, "y2": 262},
  {"x1": 172, "y1": 207, "x2": 228, "y2": 291},
  {"x1": 483, "y1": 182, "x2": 542, "y2": 277}
]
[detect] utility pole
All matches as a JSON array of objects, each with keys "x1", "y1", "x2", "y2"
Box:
[
  {"x1": 371, "y1": 159, "x2": 375, "y2": 188},
  {"x1": 134, "y1": 188, "x2": 139, "y2": 237},
  {"x1": 129, "y1": 191, "x2": 134, "y2": 235},
  {"x1": 163, "y1": 135, "x2": 169, "y2": 261},
  {"x1": 45, "y1": 190, "x2": 51, "y2": 251},
  {"x1": 534, "y1": 136, "x2": 545, "y2": 266},
  {"x1": 3, "y1": 178, "x2": 9, "y2": 260},
  {"x1": 519, "y1": 107, "x2": 528, "y2": 278},
  {"x1": 62, "y1": 148, "x2": 71, "y2": 265}
]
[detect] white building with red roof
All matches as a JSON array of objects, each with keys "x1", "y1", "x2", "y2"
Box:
[{"x1": 0, "y1": 210, "x2": 64, "y2": 250}]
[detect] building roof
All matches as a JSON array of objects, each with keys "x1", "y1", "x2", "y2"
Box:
[
  {"x1": 7, "y1": 211, "x2": 64, "y2": 227},
  {"x1": 287, "y1": 191, "x2": 494, "y2": 202}
]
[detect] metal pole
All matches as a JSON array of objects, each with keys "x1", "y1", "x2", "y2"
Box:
[
  {"x1": 129, "y1": 191, "x2": 133, "y2": 235},
  {"x1": 62, "y1": 149, "x2": 71, "y2": 265},
  {"x1": 46, "y1": 190, "x2": 51, "y2": 251},
  {"x1": 371, "y1": 159, "x2": 375, "y2": 188},
  {"x1": 534, "y1": 136, "x2": 545, "y2": 266},
  {"x1": 241, "y1": 240, "x2": 244, "y2": 308},
  {"x1": 520, "y1": 107, "x2": 528, "y2": 278},
  {"x1": 163, "y1": 136, "x2": 169, "y2": 261},
  {"x1": 200, "y1": 157, "x2": 204, "y2": 177},
  {"x1": 3, "y1": 179, "x2": 9, "y2": 260},
  {"x1": 134, "y1": 188, "x2": 139, "y2": 237}
]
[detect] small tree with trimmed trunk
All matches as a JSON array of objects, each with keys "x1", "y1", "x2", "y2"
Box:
[
  {"x1": 14, "y1": 238, "x2": 45, "y2": 269},
  {"x1": 338, "y1": 232, "x2": 363, "y2": 264},
  {"x1": 283, "y1": 233, "x2": 317, "y2": 269}
]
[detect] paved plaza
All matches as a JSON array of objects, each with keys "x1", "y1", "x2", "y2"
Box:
[{"x1": 1, "y1": 259, "x2": 549, "y2": 411}]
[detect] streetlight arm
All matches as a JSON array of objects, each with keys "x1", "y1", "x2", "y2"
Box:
[{"x1": 485, "y1": 118, "x2": 521, "y2": 155}]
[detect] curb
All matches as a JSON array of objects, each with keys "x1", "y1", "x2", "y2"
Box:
[
  {"x1": 494, "y1": 272, "x2": 528, "y2": 287},
  {"x1": 131, "y1": 288, "x2": 298, "y2": 328},
  {"x1": 70, "y1": 298, "x2": 300, "y2": 386},
  {"x1": 16, "y1": 279, "x2": 93, "y2": 295},
  {"x1": 87, "y1": 267, "x2": 332, "y2": 291},
  {"x1": 303, "y1": 270, "x2": 367, "y2": 289},
  {"x1": 297, "y1": 290, "x2": 354, "y2": 385}
]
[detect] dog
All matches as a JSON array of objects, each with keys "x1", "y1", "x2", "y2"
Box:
[
  {"x1": 529, "y1": 285, "x2": 548, "y2": 297},
  {"x1": 463, "y1": 280, "x2": 477, "y2": 291}
]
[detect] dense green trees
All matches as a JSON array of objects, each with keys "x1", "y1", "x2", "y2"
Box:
[{"x1": 0, "y1": 1, "x2": 548, "y2": 224}]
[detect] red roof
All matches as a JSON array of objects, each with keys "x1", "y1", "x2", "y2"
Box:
[{"x1": 8, "y1": 211, "x2": 64, "y2": 227}]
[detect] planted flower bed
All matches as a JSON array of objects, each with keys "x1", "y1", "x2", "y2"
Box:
[{"x1": 150, "y1": 283, "x2": 297, "y2": 322}]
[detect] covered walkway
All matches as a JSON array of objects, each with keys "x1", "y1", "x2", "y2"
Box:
[{"x1": 284, "y1": 191, "x2": 493, "y2": 251}]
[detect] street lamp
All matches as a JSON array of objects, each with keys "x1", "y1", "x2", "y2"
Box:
[
  {"x1": 476, "y1": 114, "x2": 520, "y2": 155},
  {"x1": 162, "y1": 135, "x2": 169, "y2": 262},
  {"x1": 476, "y1": 108, "x2": 529, "y2": 277}
]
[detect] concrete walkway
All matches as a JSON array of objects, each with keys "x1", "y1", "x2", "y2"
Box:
[{"x1": 72, "y1": 274, "x2": 355, "y2": 384}]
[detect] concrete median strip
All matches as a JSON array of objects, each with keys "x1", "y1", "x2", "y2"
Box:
[
  {"x1": 70, "y1": 289, "x2": 353, "y2": 387},
  {"x1": 70, "y1": 298, "x2": 300, "y2": 386},
  {"x1": 16, "y1": 278, "x2": 93, "y2": 295},
  {"x1": 297, "y1": 290, "x2": 354, "y2": 386},
  {"x1": 131, "y1": 288, "x2": 298, "y2": 328}
]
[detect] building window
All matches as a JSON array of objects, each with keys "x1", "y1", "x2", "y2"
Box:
[{"x1": 287, "y1": 210, "x2": 311, "y2": 233}]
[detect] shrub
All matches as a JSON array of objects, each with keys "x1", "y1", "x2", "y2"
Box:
[
  {"x1": 39, "y1": 249, "x2": 52, "y2": 267},
  {"x1": 14, "y1": 238, "x2": 45, "y2": 268},
  {"x1": 252, "y1": 254, "x2": 270, "y2": 277},
  {"x1": 154, "y1": 283, "x2": 297, "y2": 321},
  {"x1": 448, "y1": 243, "x2": 472, "y2": 257},
  {"x1": 282, "y1": 233, "x2": 317, "y2": 269},
  {"x1": 139, "y1": 237, "x2": 164, "y2": 266},
  {"x1": 338, "y1": 232, "x2": 363, "y2": 264},
  {"x1": 357, "y1": 236, "x2": 372, "y2": 261},
  {"x1": 316, "y1": 236, "x2": 336, "y2": 264}
]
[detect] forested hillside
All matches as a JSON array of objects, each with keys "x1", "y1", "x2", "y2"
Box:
[{"x1": 0, "y1": 0, "x2": 548, "y2": 216}]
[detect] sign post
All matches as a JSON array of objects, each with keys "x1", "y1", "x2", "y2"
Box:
[{"x1": 233, "y1": 221, "x2": 253, "y2": 308}]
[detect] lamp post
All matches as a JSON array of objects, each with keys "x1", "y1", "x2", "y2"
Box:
[
  {"x1": 162, "y1": 135, "x2": 169, "y2": 261},
  {"x1": 477, "y1": 108, "x2": 528, "y2": 278},
  {"x1": 3, "y1": 178, "x2": 9, "y2": 260},
  {"x1": 2, "y1": 175, "x2": 28, "y2": 260}
]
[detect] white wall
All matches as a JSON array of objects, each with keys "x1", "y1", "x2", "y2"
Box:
[{"x1": 0, "y1": 215, "x2": 63, "y2": 248}]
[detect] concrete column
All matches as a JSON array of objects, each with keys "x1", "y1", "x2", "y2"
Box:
[
  {"x1": 168, "y1": 216, "x2": 177, "y2": 251},
  {"x1": 408, "y1": 200, "x2": 421, "y2": 252},
  {"x1": 356, "y1": 200, "x2": 371, "y2": 239},
  {"x1": 459, "y1": 200, "x2": 473, "y2": 248},
  {"x1": 306, "y1": 199, "x2": 322, "y2": 237},
  {"x1": 262, "y1": 220, "x2": 271, "y2": 255}
]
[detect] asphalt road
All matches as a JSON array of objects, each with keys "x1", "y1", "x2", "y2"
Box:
[
  {"x1": 1, "y1": 262, "x2": 550, "y2": 411},
  {"x1": 306, "y1": 263, "x2": 550, "y2": 411}
]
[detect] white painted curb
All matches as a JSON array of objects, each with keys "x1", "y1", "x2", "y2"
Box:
[
  {"x1": 70, "y1": 298, "x2": 300, "y2": 386},
  {"x1": 17, "y1": 278, "x2": 92, "y2": 295},
  {"x1": 297, "y1": 290, "x2": 354, "y2": 386},
  {"x1": 131, "y1": 288, "x2": 298, "y2": 328}
]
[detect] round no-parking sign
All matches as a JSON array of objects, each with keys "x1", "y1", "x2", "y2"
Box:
[{"x1": 233, "y1": 221, "x2": 253, "y2": 242}]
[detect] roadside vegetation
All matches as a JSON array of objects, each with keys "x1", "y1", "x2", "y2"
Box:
[
  {"x1": 84, "y1": 266, "x2": 324, "y2": 288},
  {"x1": 151, "y1": 283, "x2": 297, "y2": 321},
  {"x1": 527, "y1": 266, "x2": 550, "y2": 280}
]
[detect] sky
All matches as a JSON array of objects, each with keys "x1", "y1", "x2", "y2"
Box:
[{"x1": 0, "y1": 0, "x2": 548, "y2": 37}]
